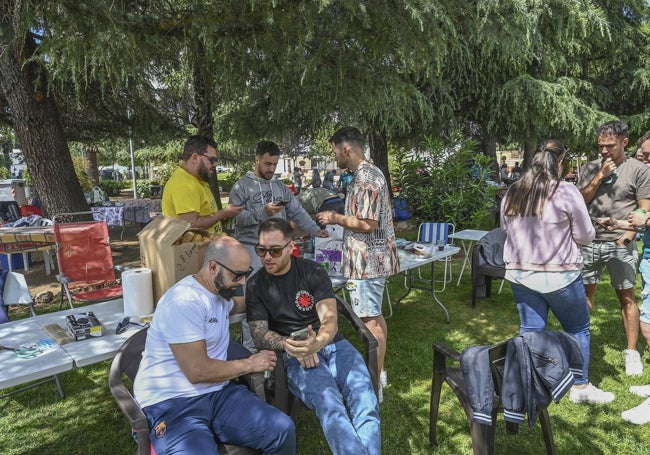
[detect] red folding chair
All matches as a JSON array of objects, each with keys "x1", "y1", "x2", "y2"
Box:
[{"x1": 53, "y1": 212, "x2": 124, "y2": 309}]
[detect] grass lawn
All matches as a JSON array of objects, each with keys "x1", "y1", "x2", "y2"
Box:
[{"x1": 2, "y1": 246, "x2": 650, "y2": 454}]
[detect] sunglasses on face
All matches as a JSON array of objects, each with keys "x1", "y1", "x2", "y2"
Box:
[
  {"x1": 254, "y1": 241, "x2": 291, "y2": 258},
  {"x1": 199, "y1": 154, "x2": 218, "y2": 165},
  {"x1": 213, "y1": 260, "x2": 253, "y2": 281}
]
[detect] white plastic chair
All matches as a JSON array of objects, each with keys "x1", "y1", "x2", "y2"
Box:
[
  {"x1": 3, "y1": 271, "x2": 36, "y2": 317},
  {"x1": 406, "y1": 222, "x2": 456, "y2": 292}
]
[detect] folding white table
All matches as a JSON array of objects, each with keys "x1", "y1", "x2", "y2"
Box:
[
  {"x1": 394, "y1": 245, "x2": 461, "y2": 323},
  {"x1": 0, "y1": 299, "x2": 143, "y2": 398},
  {"x1": 448, "y1": 229, "x2": 489, "y2": 285},
  {"x1": 0, "y1": 319, "x2": 72, "y2": 398},
  {"x1": 34, "y1": 299, "x2": 142, "y2": 367}
]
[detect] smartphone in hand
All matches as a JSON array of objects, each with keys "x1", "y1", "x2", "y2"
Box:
[
  {"x1": 275, "y1": 200, "x2": 289, "y2": 206},
  {"x1": 289, "y1": 328, "x2": 309, "y2": 341}
]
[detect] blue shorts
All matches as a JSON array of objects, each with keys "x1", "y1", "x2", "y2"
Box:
[{"x1": 345, "y1": 277, "x2": 387, "y2": 318}]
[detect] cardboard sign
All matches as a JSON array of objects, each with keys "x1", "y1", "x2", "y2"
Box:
[{"x1": 138, "y1": 216, "x2": 211, "y2": 303}]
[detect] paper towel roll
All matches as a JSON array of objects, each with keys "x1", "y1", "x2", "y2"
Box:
[{"x1": 122, "y1": 267, "x2": 154, "y2": 318}]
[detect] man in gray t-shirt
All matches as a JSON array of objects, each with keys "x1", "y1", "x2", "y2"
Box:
[{"x1": 578, "y1": 120, "x2": 650, "y2": 376}]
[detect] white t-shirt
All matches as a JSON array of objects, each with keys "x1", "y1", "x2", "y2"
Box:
[{"x1": 133, "y1": 275, "x2": 234, "y2": 408}]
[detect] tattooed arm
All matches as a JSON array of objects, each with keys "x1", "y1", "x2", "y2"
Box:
[{"x1": 248, "y1": 320, "x2": 287, "y2": 352}]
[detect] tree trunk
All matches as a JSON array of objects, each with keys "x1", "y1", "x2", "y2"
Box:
[
  {"x1": 0, "y1": 14, "x2": 88, "y2": 217},
  {"x1": 192, "y1": 42, "x2": 222, "y2": 210},
  {"x1": 82, "y1": 145, "x2": 100, "y2": 185},
  {"x1": 481, "y1": 133, "x2": 498, "y2": 178},
  {"x1": 368, "y1": 127, "x2": 392, "y2": 196},
  {"x1": 523, "y1": 139, "x2": 537, "y2": 169}
]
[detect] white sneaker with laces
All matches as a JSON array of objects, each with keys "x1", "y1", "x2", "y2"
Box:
[
  {"x1": 630, "y1": 385, "x2": 650, "y2": 397},
  {"x1": 622, "y1": 398, "x2": 650, "y2": 425},
  {"x1": 569, "y1": 383, "x2": 615, "y2": 404},
  {"x1": 625, "y1": 349, "x2": 643, "y2": 376},
  {"x1": 380, "y1": 370, "x2": 388, "y2": 388}
]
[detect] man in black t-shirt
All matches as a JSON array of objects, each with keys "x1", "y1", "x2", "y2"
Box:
[{"x1": 246, "y1": 218, "x2": 380, "y2": 455}]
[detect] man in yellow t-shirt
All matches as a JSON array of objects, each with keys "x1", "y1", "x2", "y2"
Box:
[{"x1": 162, "y1": 136, "x2": 243, "y2": 232}]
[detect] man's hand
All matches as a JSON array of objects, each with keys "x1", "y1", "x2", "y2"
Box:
[
  {"x1": 246, "y1": 350, "x2": 277, "y2": 374},
  {"x1": 316, "y1": 210, "x2": 337, "y2": 226},
  {"x1": 221, "y1": 204, "x2": 245, "y2": 219},
  {"x1": 627, "y1": 211, "x2": 647, "y2": 229},
  {"x1": 599, "y1": 158, "x2": 617, "y2": 180},
  {"x1": 264, "y1": 202, "x2": 285, "y2": 216},
  {"x1": 297, "y1": 353, "x2": 320, "y2": 369},
  {"x1": 283, "y1": 325, "x2": 321, "y2": 367},
  {"x1": 314, "y1": 229, "x2": 329, "y2": 238}
]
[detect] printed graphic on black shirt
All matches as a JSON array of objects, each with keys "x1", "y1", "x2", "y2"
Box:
[{"x1": 295, "y1": 290, "x2": 315, "y2": 312}]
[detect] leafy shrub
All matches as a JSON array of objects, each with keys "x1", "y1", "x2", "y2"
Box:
[
  {"x1": 0, "y1": 167, "x2": 11, "y2": 180},
  {"x1": 395, "y1": 132, "x2": 498, "y2": 230},
  {"x1": 98, "y1": 180, "x2": 125, "y2": 197},
  {"x1": 135, "y1": 179, "x2": 161, "y2": 198}
]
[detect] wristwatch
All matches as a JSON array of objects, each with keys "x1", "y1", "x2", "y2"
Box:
[{"x1": 623, "y1": 238, "x2": 632, "y2": 246}]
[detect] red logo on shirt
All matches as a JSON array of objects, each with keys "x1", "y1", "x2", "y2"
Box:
[{"x1": 295, "y1": 290, "x2": 314, "y2": 312}]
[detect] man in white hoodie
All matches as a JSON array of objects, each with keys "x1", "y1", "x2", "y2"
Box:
[{"x1": 229, "y1": 141, "x2": 328, "y2": 271}]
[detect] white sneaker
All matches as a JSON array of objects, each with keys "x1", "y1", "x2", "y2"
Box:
[
  {"x1": 630, "y1": 385, "x2": 650, "y2": 397},
  {"x1": 569, "y1": 383, "x2": 615, "y2": 404},
  {"x1": 625, "y1": 349, "x2": 643, "y2": 376},
  {"x1": 380, "y1": 370, "x2": 388, "y2": 388},
  {"x1": 377, "y1": 385, "x2": 383, "y2": 404},
  {"x1": 622, "y1": 398, "x2": 650, "y2": 425}
]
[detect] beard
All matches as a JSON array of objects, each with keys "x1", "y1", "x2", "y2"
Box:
[
  {"x1": 198, "y1": 163, "x2": 213, "y2": 182},
  {"x1": 214, "y1": 269, "x2": 240, "y2": 300}
]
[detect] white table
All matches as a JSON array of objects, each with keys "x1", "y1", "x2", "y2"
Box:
[
  {"x1": 395, "y1": 245, "x2": 460, "y2": 323},
  {"x1": 34, "y1": 299, "x2": 142, "y2": 367},
  {"x1": 0, "y1": 319, "x2": 73, "y2": 397},
  {"x1": 0, "y1": 299, "x2": 143, "y2": 398},
  {"x1": 449, "y1": 229, "x2": 489, "y2": 285}
]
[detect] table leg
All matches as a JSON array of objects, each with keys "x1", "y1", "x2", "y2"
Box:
[
  {"x1": 395, "y1": 261, "x2": 450, "y2": 323},
  {"x1": 456, "y1": 240, "x2": 473, "y2": 286}
]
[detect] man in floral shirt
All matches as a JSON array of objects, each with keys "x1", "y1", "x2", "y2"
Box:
[{"x1": 317, "y1": 126, "x2": 400, "y2": 402}]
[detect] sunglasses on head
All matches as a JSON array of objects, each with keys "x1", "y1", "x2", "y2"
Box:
[
  {"x1": 254, "y1": 241, "x2": 291, "y2": 258},
  {"x1": 212, "y1": 260, "x2": 254, "y2": 281}
]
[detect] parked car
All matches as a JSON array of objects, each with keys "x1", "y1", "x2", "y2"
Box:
[{"x1": 216, "y1": 166, "x2": 233, "y2": 173}]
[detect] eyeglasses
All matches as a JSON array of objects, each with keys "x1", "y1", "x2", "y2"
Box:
[
  {"x1": 254, "y1": 241, "x2": 291, "y2": 258},
  {"x1": 213, "y1": 260, "x2": 254, "y2": 281},
  {"x1": 199, "y1": 154, "x2": 218, "y2": 165}
]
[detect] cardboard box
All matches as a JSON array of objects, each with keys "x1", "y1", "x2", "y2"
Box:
[
  {"x1": 138, "y1": 216, "x2": 212, "y2": 303},
  {"x1": 66, "y1": 312, "x2": 103, "y2": 341}
]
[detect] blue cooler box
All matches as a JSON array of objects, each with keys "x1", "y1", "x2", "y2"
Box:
[{"x1": 0, "y1": 253, "x2": 32, "y2": 270}]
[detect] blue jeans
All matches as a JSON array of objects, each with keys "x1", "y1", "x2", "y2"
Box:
[
  {"x1": 143, "y1": 382, "x2": 296, "y2": 454},
  {"x1": 510, "y1": 276, "x2": 591, "y2": 385},
  {"x1": 285, "y1": 339, "x2": 380, "y2": 455}
]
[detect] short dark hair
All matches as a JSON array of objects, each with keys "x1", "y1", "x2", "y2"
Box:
[
  {"x1": 597, "y1": 120, "x2": 629, "y2": 138},
  {"x1": 183, "y1": 135, "x2": 216, "y2": 161},
  {"x1": 258, "y1": 217, "x2": 294, "y2": 241},
  {"x1": 637, "y1": 130, "x2": 650, "y2": 148},
  {"x1": 330, "y1": 126, "x2": 365, "y2": 148},
  {"x1": 256, "y1": 141, "x2": 281, "y2": 157}
]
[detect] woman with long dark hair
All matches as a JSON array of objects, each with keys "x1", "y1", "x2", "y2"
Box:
[{"x1": 501, "y1": 139, "x2": 615, "y2": 404}]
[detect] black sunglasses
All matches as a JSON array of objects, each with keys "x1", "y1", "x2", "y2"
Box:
[
  {"x1": 115, "y1": 317, "x2": 149, "y2": 335},
  {"x1": 213, "y1": 260, "x2": 254, "y2": 281},
  {"x1": 199, "y1": 153, "x2": 218, "y2": 165},
  {"x1": 254, "y1": 241, "x2": 291, "y2": 258}
]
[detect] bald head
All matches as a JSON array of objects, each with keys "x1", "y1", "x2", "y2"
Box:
[{"x1": 203, "y1": 236, "x2": 249, "y2": 267}]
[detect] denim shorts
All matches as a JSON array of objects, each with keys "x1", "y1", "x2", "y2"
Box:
[
  {"x1": 581, "y1": 241, "x2": 638, "y2": 290},
  {"x1": 345, "y1": 277, "x2": 387, "y2": 318}
]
